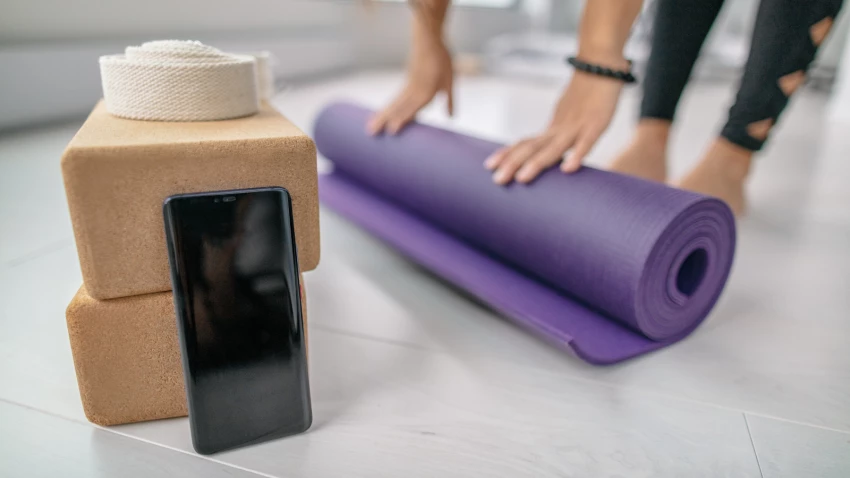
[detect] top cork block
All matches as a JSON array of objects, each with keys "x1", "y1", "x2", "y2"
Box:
[{"x1": 62, "y1": 101, "x2": 320, "y2": 300}]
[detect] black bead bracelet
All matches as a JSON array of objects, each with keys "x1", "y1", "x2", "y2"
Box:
[{"x1": 567, "y1": 56, "x2": 637, "y2": 84}]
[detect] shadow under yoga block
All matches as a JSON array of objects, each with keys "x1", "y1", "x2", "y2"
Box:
[
  {"x1": 65, "y1": 279, "x2": 308, "y2": 426},
  {"x1": 62, "y1": 101, "x2": 320, "y2": 300}
]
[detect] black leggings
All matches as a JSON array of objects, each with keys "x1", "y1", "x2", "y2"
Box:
[{"x1": 640, "y1": 0, "x2": 844, "y2": 151}]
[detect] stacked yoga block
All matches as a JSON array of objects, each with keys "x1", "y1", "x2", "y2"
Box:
[{"x1": 61, "y1": 101, "x2": 320, "y2": 426}]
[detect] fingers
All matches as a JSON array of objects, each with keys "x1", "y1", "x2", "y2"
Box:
[
  {"x1": 516, "y1": 134, "x2": 575, "y2": 184},
  {"x1": 367, "y1": 91, "x2": 409, "y2": 135},
  {"x1": 367, "y1": 90, "x2": 421, "y2": 136},
  {"x1": 491, "y1": 138, "x2": 549, "y2": 185},
  {"x1": 369, "y1": 77, "x2": 454, "y2": 136},
  {"x1": 483, "y1": 146, "x2": 509, "y2": 171},
  {"x1": 367, "y1": 108, "x2": 392, "y2": 136},
  {"x1": 560, "y1": 128, "x2": 601, "y2": 173},
  {"x1": 444, "y1": 71, "x2": 455, "y2": 117},
  {"x1": 483, "y1": 125, "x2": 597, "y2": 185},
  {"x1": 385, "y1": 94, "x2": 429, "y2": 135}
]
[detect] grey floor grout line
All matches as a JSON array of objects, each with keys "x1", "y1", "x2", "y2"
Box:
[
  {"x1": 740, "y1": 412, "x2": 850, "y2": 436},
  {"x1": 0, "y1": 397, "x2": 275, "y2": 478},
  {"x1": 309, "y1": 322, "x2": 437, "y2": 353},
  {"x1": 309, "y1": 322, "x2": 850, "y2": 436},
  {"x1": 0, "y1": 396, "x2": 85, "y2": 423},
  {"x1": 3, "y1": 238, "x2": 74, "y2": 268},
  {"x1": 744, "y1": 413, "x2": 766, "y2": 478}
]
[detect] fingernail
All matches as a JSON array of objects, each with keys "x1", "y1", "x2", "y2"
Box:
[
  {"x1": 516, "y1": 167, "x2": 532, "y2": 183},
  {"x1": 492, "y1": 169, "x2": 508, "y2": 185},
  {"x1": 484, "y1": 156, "x2": 497, "y2": 170}
]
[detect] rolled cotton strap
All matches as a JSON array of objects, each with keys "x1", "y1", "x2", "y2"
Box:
[
  {"x1": 251, "y1": 51, "x2": 275, "y2": 102},
  {"x1": 99, "y1": 40, "x2": 260, "y2": 121}
]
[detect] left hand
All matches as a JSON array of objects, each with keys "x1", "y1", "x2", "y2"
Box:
[
  {"x1": 484, "y1": 70, "x2": 624, "y2": 185},
  {"x1": 367, "y1": 35, "x2": 454, "y2": 136}
]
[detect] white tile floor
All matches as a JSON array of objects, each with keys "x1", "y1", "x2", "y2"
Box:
[{"x1": 1, "y1": 71, "x2": 849, "y2": 477}]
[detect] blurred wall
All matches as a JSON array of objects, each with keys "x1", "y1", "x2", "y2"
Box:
[
  {"x1": 0, "y1": 0, "x2": 525, "y2": 130},
  {"x1": 0, "y1": 1, "x2": 355, "y2": 130},
  {"x1": 354, "y1": 3, "x2": 527, "y2": 67},
  {"x1": 0, "y1": 0, "x2": 346, "y2": 42},
  {"x1": 4, "y1": 0, "x2": 842, "y2": 129}
]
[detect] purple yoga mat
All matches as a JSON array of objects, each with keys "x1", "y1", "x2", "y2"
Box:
[{"x1": 314, "y1": 102, "x2": 736, "y2": 364}]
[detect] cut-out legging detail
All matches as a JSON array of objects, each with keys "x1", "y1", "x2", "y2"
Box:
[{"x1": 640, "y1": 0, "x2": 844, "y2": 151}]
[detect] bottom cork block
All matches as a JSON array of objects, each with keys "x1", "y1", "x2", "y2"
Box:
[{"x1": 65, "y1": 278, "x2": 308, "y2": 426}]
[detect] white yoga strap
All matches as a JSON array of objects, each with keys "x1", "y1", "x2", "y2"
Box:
[
  {"x1": 252, "y1": 51, "x2": 275, "y2": 104},
  {"x1": 99, "y1": 41, "x2": 265, "y2": 122}
]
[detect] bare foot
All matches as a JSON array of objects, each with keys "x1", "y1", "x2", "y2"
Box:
[
  {"x1": 608, "y1": 119, "x2": 671, "y2": 183},
  {"x1": 676, "y1": 138, "x2": 753, "y2": 217}
]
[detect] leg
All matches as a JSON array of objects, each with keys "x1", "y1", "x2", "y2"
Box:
[
  {"x1": 678, "y1": 0, "x2": 845, "y2": 216},
  {"x1": 640, "y1": 0, "x2": 727, "y2": 122},
  {"x1": 610, "y1": 0, "x2": 726, "y2": 182}
]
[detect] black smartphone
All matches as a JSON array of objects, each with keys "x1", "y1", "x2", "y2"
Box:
[{"x1": 163, "y1": 187, "x2": 311, "y2": 455}]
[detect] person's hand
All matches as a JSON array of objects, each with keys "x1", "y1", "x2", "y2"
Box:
[
  {"x1": 367, "y1": 36, "x2": 454, "y2": 135},
  {"x1": 484, "y1": 70, "x2": 624, "y2": 185}
]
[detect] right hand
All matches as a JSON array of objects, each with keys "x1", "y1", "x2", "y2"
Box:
[
  {"x1": 485, "y1": 63, "x2": 626, "y2": 185},
  {"x1": 367, "y1": 36, "x2": 454, "y2": 135}
]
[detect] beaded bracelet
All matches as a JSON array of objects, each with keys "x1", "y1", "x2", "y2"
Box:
[{"x1": 566, "y1": 56, "x2": 637, "y2": 84}]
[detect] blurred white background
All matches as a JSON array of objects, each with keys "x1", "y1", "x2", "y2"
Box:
[{"x1": 2, "y1": 0, "x2": 848, "y2": 130}]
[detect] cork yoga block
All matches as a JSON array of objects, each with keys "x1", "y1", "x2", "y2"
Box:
[
  {"x1": 66, "y1": 280, "x2": 308, "y2": 426},
  {"x1": 62, "y1": 101, "x2": 320, "y2": 300}
]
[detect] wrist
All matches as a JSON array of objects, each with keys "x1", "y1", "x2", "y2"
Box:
[
  {"x1": 571, "y1": 69, "x2": 628, "y2": 90},
  {"x1": 575, "y1": 48, "x2": 630, "y2": 71},
  {"x1": 414, "y1": 18, "x2": 444, "y2": 44},
  {"x1": 568, "y1": 56, "x2": 635, "y2": 84},
  {"x1": 412, "y1": 25, "x2": 447, "y2": 60}
]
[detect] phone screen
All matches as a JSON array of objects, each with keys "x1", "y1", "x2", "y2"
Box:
[{"x1": 164, "y1": 188, "x2": 310, "y2": 454}]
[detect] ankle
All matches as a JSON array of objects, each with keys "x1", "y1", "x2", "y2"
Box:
[
  {"x1": 706, "y1": 138, "x2": 754, "y2": 181},
  {"x1": 634, "y1": 118, "x2": 672, "y2": 150}
]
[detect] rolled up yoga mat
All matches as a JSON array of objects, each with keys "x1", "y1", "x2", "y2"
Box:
[{"x1": 314, "y1": 102, "x2": 736, "y2": 364}]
